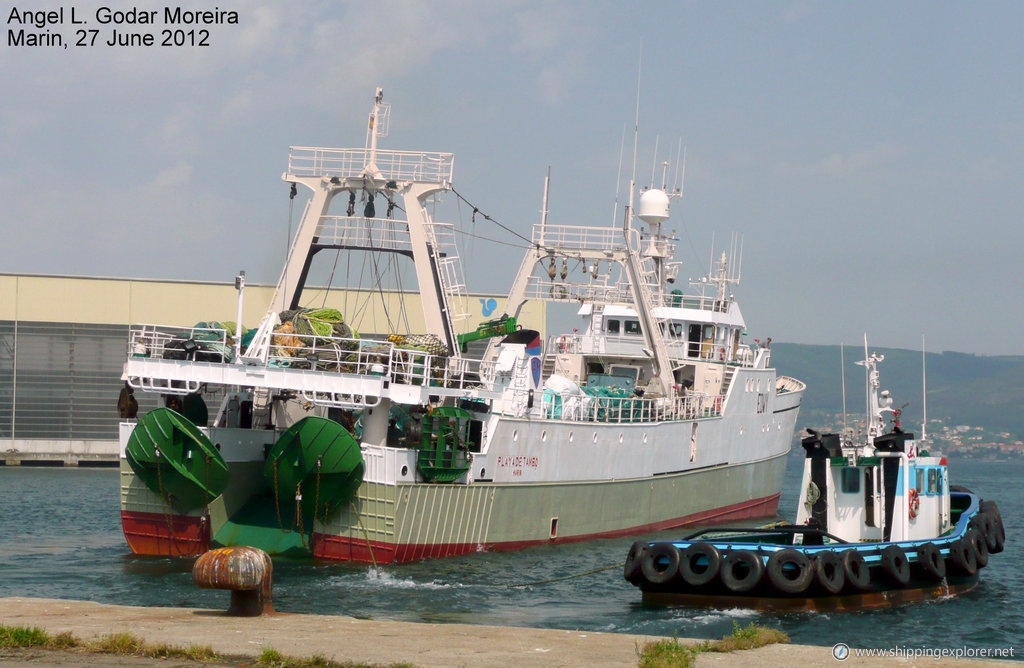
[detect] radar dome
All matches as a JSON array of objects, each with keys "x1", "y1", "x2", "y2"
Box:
[{"x1": 637, "y1": 189, "x2": 670, "y2": 224}]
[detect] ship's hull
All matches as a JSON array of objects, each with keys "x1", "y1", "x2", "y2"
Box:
[
  {"x1": 120, "y1": 374, "x2": 802, "y2": 562},
  {"x1": 120, "y1": 446, "x2": 789, "y2": 562},
  {"x1": 314, "y1": 451, "x2": 786, "y2": 563}
]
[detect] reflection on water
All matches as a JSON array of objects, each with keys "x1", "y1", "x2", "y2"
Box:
[{"x1": 1, "y1": 456, "x2": 1021, "y2": 651}]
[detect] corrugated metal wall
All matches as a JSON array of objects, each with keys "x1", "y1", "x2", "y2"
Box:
[{"x1": 0, "y1": 321, "x2": 158, "y2": 440}]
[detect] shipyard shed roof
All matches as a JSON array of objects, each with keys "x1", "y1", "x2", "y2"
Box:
[{"x1": 0, "y1": 272, "x2": 543, "y2": 336}]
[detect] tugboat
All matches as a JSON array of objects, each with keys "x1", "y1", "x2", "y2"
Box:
[{"x1": 624, "y1": 349, "x2": 1005, "y2": 610}]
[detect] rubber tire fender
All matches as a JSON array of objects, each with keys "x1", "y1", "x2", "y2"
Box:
[
  {"x1": 966, "y1": 528, "x2": 989, "y2": 568},
  {"x1": 880, "y1": 544, "x2": 911, "y2": 586},
  {"x1": 765, "y1": 548, "x2": 813, "y2": 595},
  {"x1": 981, "y1": 501, "x2": 1006, "y2": 554},
  {"x1": 812, "y1": 550, "x2": 845, "y2": 595},
  {"x1": 679, "y1": 543, "x2": 721, "y2": 588},
  {"x1": 641, "y1": 543, "x2": 682, "y2": 585},
  {"x1": 948, "y1": 538, "x2": 978, "y2": 576},
  {"x1": 719, "y1": 549, "x2": 764, "y2": 593},
  {"x1": 915, "y1": 542, "x2": 946, "y2": 580},
  {"x1": 623, "y1": 540, "x2": 647, "y2": 584},
  {"x1": 841, "y1": 549, "x2": 871, "y2": 591},
  {"x1": 970, "y1": 513, "x2": 994, "y2": 551}
]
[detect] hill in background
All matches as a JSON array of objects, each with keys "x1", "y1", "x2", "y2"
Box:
[{"x1": 769, "y1": 343, "x2": 1024, "y2": 440}]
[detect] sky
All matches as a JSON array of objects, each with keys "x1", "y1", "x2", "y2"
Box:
[{"x1": 2, "y1": 1, "x2": 1022, "y2": 355}]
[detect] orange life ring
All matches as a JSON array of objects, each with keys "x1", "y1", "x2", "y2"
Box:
[{"x1": 908, "y1": 488, "x2": 920, "y2": 520}]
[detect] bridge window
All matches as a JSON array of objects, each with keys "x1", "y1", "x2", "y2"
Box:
[
  {"x1": 927, "y1": 468, "x2": 938, "y2": 494},
  {"x1": 841, "y1": 467, "x2": 860, "y2": 494},
  {"x1": 606, "y1": 320, "x2": 620, "y2": 335},
  {"x1": 624, "y1": 320, "x2": 641, "y2": 335}
]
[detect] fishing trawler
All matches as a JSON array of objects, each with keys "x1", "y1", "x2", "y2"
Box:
[
  {"x1": 118, "y1": 88, "x2": 805, "y2": 563},
  {"x1": 625, "y1": 351, "x2": 1005, "y2": 609}
]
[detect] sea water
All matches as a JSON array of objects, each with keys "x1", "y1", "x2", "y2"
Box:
[{"x1": 0, "y1": 453, "x2": 1020, "y2": 656}]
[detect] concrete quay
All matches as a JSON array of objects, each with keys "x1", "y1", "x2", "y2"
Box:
[
  {"x1": 0, "y1": 597, "x2": 1015, "y2": 667},
  {"x1": 1, "y1": 439, "x2": 119, "y2": 467}
]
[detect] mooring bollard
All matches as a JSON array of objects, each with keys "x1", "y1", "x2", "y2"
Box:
[{"x1": 192, "y1": 546, "x2": 273, "y2": 616}]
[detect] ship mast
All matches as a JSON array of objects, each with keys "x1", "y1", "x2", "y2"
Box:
[{"x1": 246, "y1": 88, "x2": 458, "y2": 362}]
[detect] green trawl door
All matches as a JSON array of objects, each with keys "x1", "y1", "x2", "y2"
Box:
[{"x1": 125, "y1": 407, "x2": 228, "y2": 513}]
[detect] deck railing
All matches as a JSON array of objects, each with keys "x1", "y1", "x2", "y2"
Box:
[
  {"x1": 493, "y1": 386, "x2": 724, "y2": 423},
  {"x1": 287, "y1": 147, "x2": 454, "y2": 184},
  {"x1": 127, "y1": 324, "x2": 494, "y2": 391},
  {"x1": 544, "y1": 333, "x2": 757, "y2": 367}
]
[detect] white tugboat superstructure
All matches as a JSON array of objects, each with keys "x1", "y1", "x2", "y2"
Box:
[{"x1": 118, "y1": 89, "x2": 805, "y2": 563}]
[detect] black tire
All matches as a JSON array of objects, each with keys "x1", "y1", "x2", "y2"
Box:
[
  {"x1": 982, "y1": 501, "x2": 1006, "y2": 554},
  {"x1": 966, "y1": 528, "x2": 989, "y2": 568},
  {"x1": 880, "y1": 544, "x2": 911, "y2": 586},
  {"x1": 766, "y1": 548, "x2": 813, "y2": 595},
  {"x1": 915, "y1": 542, "x2": 946, "y2": 580},
  {"x1": 623, "y1": 541, "x2": 647, "y2": 583},
  {"x1": 679, "y1": 543, "x2": 721, "y2": 587},
  {"x1": 719, "y1": 550, "x2": 764, "y2": 593},
  {"x1": 641, "y1": 543, "x2": 682, "y2": 585},
  {"x1": 812, "y1": 550, "x2": 845, "y2": 595},
  {"x1": 841, "y1": 550, "x2": 872, "y2": 591},
  {"x1": 948, "y1": 538, "x2": 978, "y2": 576},
  {"x1": 970, "y1": 513, "x2": 994, "y2": 550}
]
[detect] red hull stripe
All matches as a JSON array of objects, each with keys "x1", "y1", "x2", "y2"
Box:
[
  {"x1": 121, "y1": 510, "x2": 210, "y2": 557},
  {"x1": 313, "y1": 493, "x2": 781, "y2": 564}
]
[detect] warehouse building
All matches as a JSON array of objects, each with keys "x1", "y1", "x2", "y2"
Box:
[{"x1": 0, "y1": 273, "x2": 541, "y2": 465}]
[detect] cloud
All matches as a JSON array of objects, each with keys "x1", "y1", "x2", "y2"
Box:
[
  {"x1": 150, "y1": 161, "x2": 194, "y2": 189},
  {"x1": 774, "y1": 142, "x2": 907, "y2": 178},
  {"x1": 967, "y1": 156, "x2": 1003, "y2": 181}
]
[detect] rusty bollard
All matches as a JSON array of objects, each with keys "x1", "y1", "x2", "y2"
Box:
[{"x1": 193, "y1": 546, "x2": 274, "y2": 616}]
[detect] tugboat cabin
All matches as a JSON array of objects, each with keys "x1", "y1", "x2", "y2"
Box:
[{"x1": 795, "y1": 429, "x2": 951, "y2": 544}]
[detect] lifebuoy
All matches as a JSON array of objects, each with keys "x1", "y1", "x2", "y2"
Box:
[
  {"x1": 558, "y1": 335, "x2": 567, "y2": 353},
  {"x1": 766, "y1": 549, "x2": 813, "y2": 594},
  {"x1": 948, "y1": 538, "x2": 977, "y2": 576},
  {"x1": 880, "y1": 544, "x2": 911, "y2": 585},
  {"x1": 915, "y1": 542, "x2": 946, "y2": 581},
  {"x1": 840, "y1": 550, "x2": 871, "y2": 591},
  {"x1": 812, "y1": 550, "x2": 845, "y2": 594},
  {"x1": 641, "y1": 543, "x2": 681, "y2": 585},
  {"x1": 908, "y1": 488, "x2": 920, "y2": 520},
  {"x1": 679, "y1": 543, "x2": 721, "y2": 587},
  {"x1": 719, "y1": 550, "x2": 763, "y2": 593},
  {"x1": 623, "y1": 540, "x2": 647, "y2": 584},
  {"x1": 966, "y1": 528, "x2": 989, "y2": 568}
]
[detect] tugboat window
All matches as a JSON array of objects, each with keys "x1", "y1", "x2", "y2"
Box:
[
  {"x1": 927, "y1": 468, "x2": 938, "y2": 494},
  {"x1": 915, "y1": 468, "x2": 925, "y2": 492},
  {"x1": 864, "y1": 469, "x2": 877, "y2": 527},
  {"x1": 841, "y1": 467, "x2": 860, "y2": 494}
]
